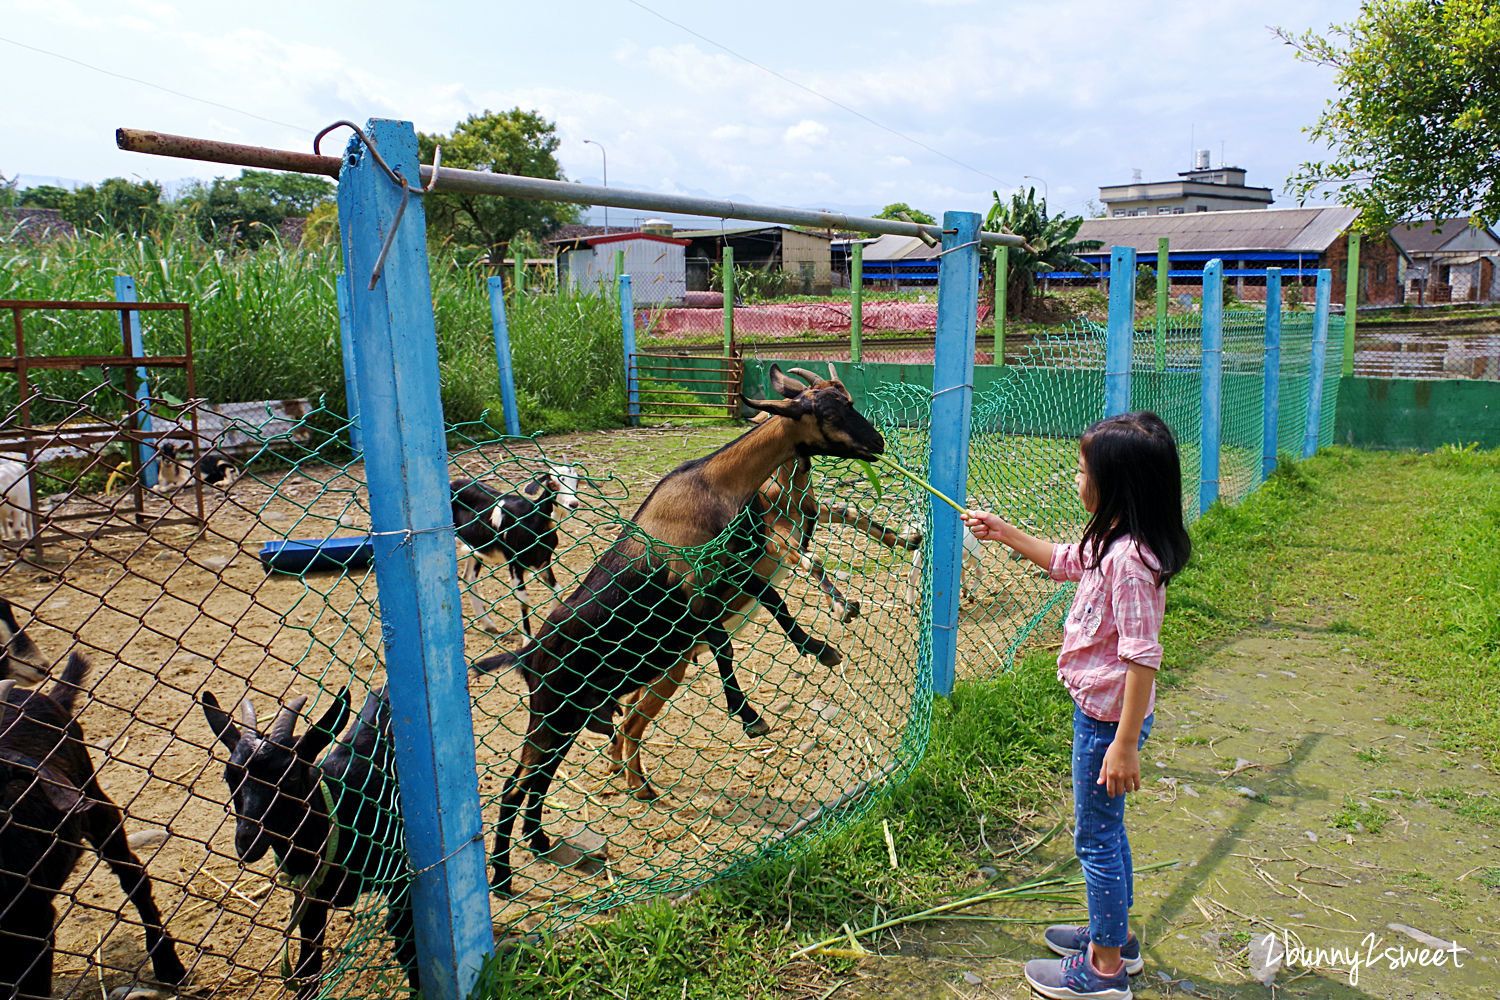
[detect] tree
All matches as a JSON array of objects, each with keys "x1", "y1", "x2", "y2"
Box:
[
  {"x1": 179, "y1": 169, "x2": 335, "y2": 248},
  {"x1": 29, "y1": 178, "x2": 167, "y2": 235},
  {"x1": 985, "y1": 187, "x2": 1099, "y2": 318},
  {"x1": 0, "y1": 172, "x2": 17, "y2": 210},
  {"x1": 417, "y1": 108, "x2": 582, "y2": 263},
  {"x1": 1279, "y1": 1, "x2": 1500, "y2": 231},
  {"x1": 17, "y1": 185, "x2": 73, "y2": 211},
  {"x1": 874, "y1": 202, "x2": 936, "y2": 226}
]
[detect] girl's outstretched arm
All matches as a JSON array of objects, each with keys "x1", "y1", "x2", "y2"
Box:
[{"x1": 961, "y1": 510, "x2": 1055, "y2": 569}]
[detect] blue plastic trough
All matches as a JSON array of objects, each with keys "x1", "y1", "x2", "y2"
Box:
[{"x1": 258, "y1": 536, "x2": 374, "y2": 574}]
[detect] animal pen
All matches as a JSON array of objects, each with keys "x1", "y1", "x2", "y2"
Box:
[{"x1": 0, "y1": 117, "x2": 1340, "y2": 1000}]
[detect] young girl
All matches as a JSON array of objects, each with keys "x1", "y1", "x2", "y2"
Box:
[{"x1": 962, "y1": 411, "x2": 1190, "y2": 1000}]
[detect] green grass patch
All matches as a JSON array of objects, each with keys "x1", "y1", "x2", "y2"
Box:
[
  {"x1": 471, "y1": 444, "x2": 1500, "y2": 998},
  {"x1": 1329, "y1": 795, "x2": 1393, "y2": 834}
]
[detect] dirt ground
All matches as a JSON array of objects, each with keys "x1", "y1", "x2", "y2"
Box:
[
  {"x1": 821, "y1": 624, "x2": 1497, "y2": 999},
  {"x1": 6, "y1": 424, "x2": 1051, "y2": 1000}
]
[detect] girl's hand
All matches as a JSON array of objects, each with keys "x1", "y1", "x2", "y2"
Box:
[
  {"x1": 1098, "y1": 739, "x2": 1141, "y2": 797},
  {"x1": 962, "y1": 509, "x2": 1006, "y2": 542}
]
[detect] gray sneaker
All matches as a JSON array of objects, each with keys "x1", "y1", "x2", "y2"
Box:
[
  {"x1": 1043, "y1": 925, "x2": 1143, "y2": 975},
  {"x1": 1024, "y1": 951, "x2": 1131, "y2": 1000}
]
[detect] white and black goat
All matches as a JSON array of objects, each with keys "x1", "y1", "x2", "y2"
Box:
[
  {"x1": 0, "y1": 598, "x2": 48, "y2": 685},
  {"x1": 1, "y1": 657, "x2": 186, "y2": 998},
  {"x1": 0, "y1": 457, "x2": 34, "y2": 543},
  {"x1": 451, "y1": 464, "x2": 580, "y2": 636},
  {"x1": 156, "y1": 441, "x2": 238, "y2": 491},
  {"x1": 474, "y1": 366, "x2": 883, "y2": 893},
  {"x1": 905, "y1": 521, "x2": 983, "y2": 606},
  {"x1": 200, "y1": 686, "x2": 413, "y2": 1000}
]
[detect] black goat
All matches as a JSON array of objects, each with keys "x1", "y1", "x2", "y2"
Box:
[
  {"x1": 0, "y1": 598, "x2": 47, "y2": 685},
  {"x1": 477, "y1": 366, "x2": 883, "y2": 894},
  {"x1": 157, "y1": 441, "x2": 238, "y2": 491},
  {"x1": 451, "y1": 464, "x2": 580, "y2": 637},
  {"x1": 1, "y1": 657, "x2": 186, "y2": 998},
  {"x1": 201, "y1": 686, "x2": 414, "y2": 1000}
]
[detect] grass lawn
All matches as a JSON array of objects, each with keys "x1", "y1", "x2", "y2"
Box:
[{"x1": 472, "y1": 445, "x2": 1500, "y2": 999}]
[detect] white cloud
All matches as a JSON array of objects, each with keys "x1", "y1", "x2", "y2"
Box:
[{"x1": 783, "y1": 119, "x2": 829, "y2": 146}]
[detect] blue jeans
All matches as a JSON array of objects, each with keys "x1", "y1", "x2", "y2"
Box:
[{"x1": 1072, "y1": 704, "x2": 1153, "y2": 948}]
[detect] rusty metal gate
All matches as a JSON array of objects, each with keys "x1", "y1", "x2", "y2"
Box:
[{"x1": 628, "y1": 351, "x2": 743, "y2": 420}]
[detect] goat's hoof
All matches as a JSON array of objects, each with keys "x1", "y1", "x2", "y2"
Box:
[
  {"x1": 479, "y1": 620, "x2": 502, "y2": 635},
  {"x1": 151, "y1": 949, "x2": 188, "y2": 985},
  {"x1": 490, "y1": 874, "x2": 515, "y2": 897},
  {"x1": 743, "y1": 717, "x2": 772, "y2": 737},
  {"x1": 841, "y1": 600, "x2": 860, "y2": 622},
  {"x1": 815, "y1": 645, "x2": 843, "y2": 667},
  {"x1": 631, "y1": 783, "x2": 660, "y2": 801}
]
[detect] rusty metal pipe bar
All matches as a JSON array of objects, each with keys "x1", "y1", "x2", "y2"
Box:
[{"x1": 117, "y1": 128, "x2": 1025, "y2": 247}]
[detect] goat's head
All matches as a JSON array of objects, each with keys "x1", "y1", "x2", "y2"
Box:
[
  {"x1": 157, "y1": 442, "x2": 191, "y2": 490},
  {"x1": 201, "y1": 689, "x2": 350, "y2": 864},
  {"x1": 544, "y1": 463, "x2": 582, "y2": 512},
  {"x1": 743, "y1": 364, "x2": 884, "y2": 462},
  {"x1": 0, "y1": 598, "x2": 47, "y2": 685}
]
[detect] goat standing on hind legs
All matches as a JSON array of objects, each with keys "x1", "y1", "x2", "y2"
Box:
[{"x1": 477, "y1": 366, "x2": 884, "y2": 896}]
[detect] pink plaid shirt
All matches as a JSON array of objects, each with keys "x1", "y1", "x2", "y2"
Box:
[{"x1": 1049, "y1": 536, "x2": 1165, "y2": 722}]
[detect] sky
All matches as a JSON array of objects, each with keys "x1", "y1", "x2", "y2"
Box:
[{"x1": 0, "y1": 0, "x2": 1358, "y2": 227}]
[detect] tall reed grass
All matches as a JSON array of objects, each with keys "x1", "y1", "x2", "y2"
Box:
[{"x1": 0, "y1": 225, "x2": 625, "y2": 433}]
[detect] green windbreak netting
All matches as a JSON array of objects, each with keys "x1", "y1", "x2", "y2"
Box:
[{"x1": 0, "y1": 368, "x2": 934, "y2": 996}]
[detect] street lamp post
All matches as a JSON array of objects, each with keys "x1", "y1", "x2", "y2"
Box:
[
  {"x1": 584, "y1": 139, "x2": 608, "y2": 233},
  {"x1": 1022, "y1": 174, "x2": 1048, "y2": 203}
]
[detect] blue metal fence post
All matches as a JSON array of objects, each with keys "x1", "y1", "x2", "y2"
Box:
[
  {"x1": 485, "y1": 276, "x2": 522, "y2": 435},
  {"x1": 620, "y1": 274, "x2": 639, "y2": 425},
  {"x1": 1198, "y1": 259, "x2": 1224, "y2": 515},
  {"x1": 1260, "y1": 267, "x2": 1282, "y2": 483},
  {"x1": 928, "y1": 210, "x2": 981, "y2": 698},
  {"x1": 1105, "y1": 245, "x2": 1137, "y2": 416},
  {"x1": 336, "y1": 118, "x2": 492, "y2": 999},
  {"x1": 1302, "y1": 269, "x2": 1333, "y2": 459},
  {"x1": 335, "y1": 272, "x2": 363, "y2": 454},
  {"x1": 114, "y1": 276, "x2": 157, "y2": 488}
]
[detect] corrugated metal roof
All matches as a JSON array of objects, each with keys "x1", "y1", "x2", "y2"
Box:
[
  {"x1": 860, "y1": 233, "x2": 939, "y2": 261},
  {"x1": 1075, "y1": 207, "x2": 1358, "y2": 254},
  {"x1": 1388, "y1": 217, "x2": 1497, "y2": 254}
]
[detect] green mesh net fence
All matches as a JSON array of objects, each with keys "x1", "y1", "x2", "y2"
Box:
[
  {"x1": 0, "y1": 285, "x2": 1342, "y2": 998},
  {"x1": 0, "y1": 352, "x2": 935, "y2": 996}
]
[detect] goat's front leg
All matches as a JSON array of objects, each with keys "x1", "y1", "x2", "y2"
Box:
[
  {"x1": 0, "y1": 890, "x2": 56, "y2": 999},
  {"x1": 706, "y1": 622, "x2": 770, "y2": 735},
  {"x1": 84, "y1": 792, "x2": 186, "y2": 986},
  {"x1": 740, "y1": 575, "x2": 842, "y2": 666},
  {"x1": 510, "y1": 564, "x2": 533, "y2": 638},
  {"x1": 799, "y1": 547, "x2": 858, "y2": 622},
  {"x1": 291, "y1": 898, "x2": 329, "y2": 1000},
  {"x1": 464, "y1": 556, "x2": 503, "y2": 634}
]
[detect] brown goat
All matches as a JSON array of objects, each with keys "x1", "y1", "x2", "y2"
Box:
[
  {"x1": 474, "y1": 365, "x2": 884, "y2": 895},
  {"x1": 606, "y1": 368, "x2": 920, "y2": 799}
]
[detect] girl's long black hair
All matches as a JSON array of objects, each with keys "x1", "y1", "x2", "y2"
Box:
[{"x1": 1079, "y1": 410, "x2": 1191, "y2": 586}]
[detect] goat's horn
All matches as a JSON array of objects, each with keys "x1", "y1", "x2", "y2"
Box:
[
  {"x1": 237, "y1": 697, "x2": 257, "y2": 729},
  {"x1": 787, "y1": 367, "x2": 823, "y2": 387},
  {"x1": 268, "y1": 695, "x2": 309, "y2": 744},
  {"x1": 826, "y1": 361, "x2": 840, "y2": 382}
]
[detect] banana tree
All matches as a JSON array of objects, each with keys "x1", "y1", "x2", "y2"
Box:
[{"x1": 985, "y1": 187, "x2": 1101, "y2": 318}]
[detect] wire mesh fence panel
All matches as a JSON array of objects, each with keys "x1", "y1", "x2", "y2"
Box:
[
  {"x1": 449, "y1": 388, "x2": 932, "y2": 931},
  {"x1": 960, "y1": 322, "x2": 1105, "y2": 680},
  {"x1": 1277, "y1": 314, "x2": 1318, "y2": 459},
  {"x1": 1320, "y1": 316, "x2": 1346, "y2": 449},
  {"x1": 1131, "y1": 313, "x2": 1207, "y2": 524},
  {"x1": 0, "y1": 386, "x2": 425, "y2": 1000}
]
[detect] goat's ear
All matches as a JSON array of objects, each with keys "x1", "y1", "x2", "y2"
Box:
[
  {"x1": 37, "y1": 763, "x2": 92, "y2": 815},
  {"x1": 767, "y1": 365, "x2": 810, "y2": 400},
  {"x1": 741, "y1": 394, "x2": 803, "y2": 420},
  {"x1": 201, "y1": 692, "x2": 241, "y2": 751},
  {"x1": 296, "y1": 688, "x2": 351, "y2": 761}
]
